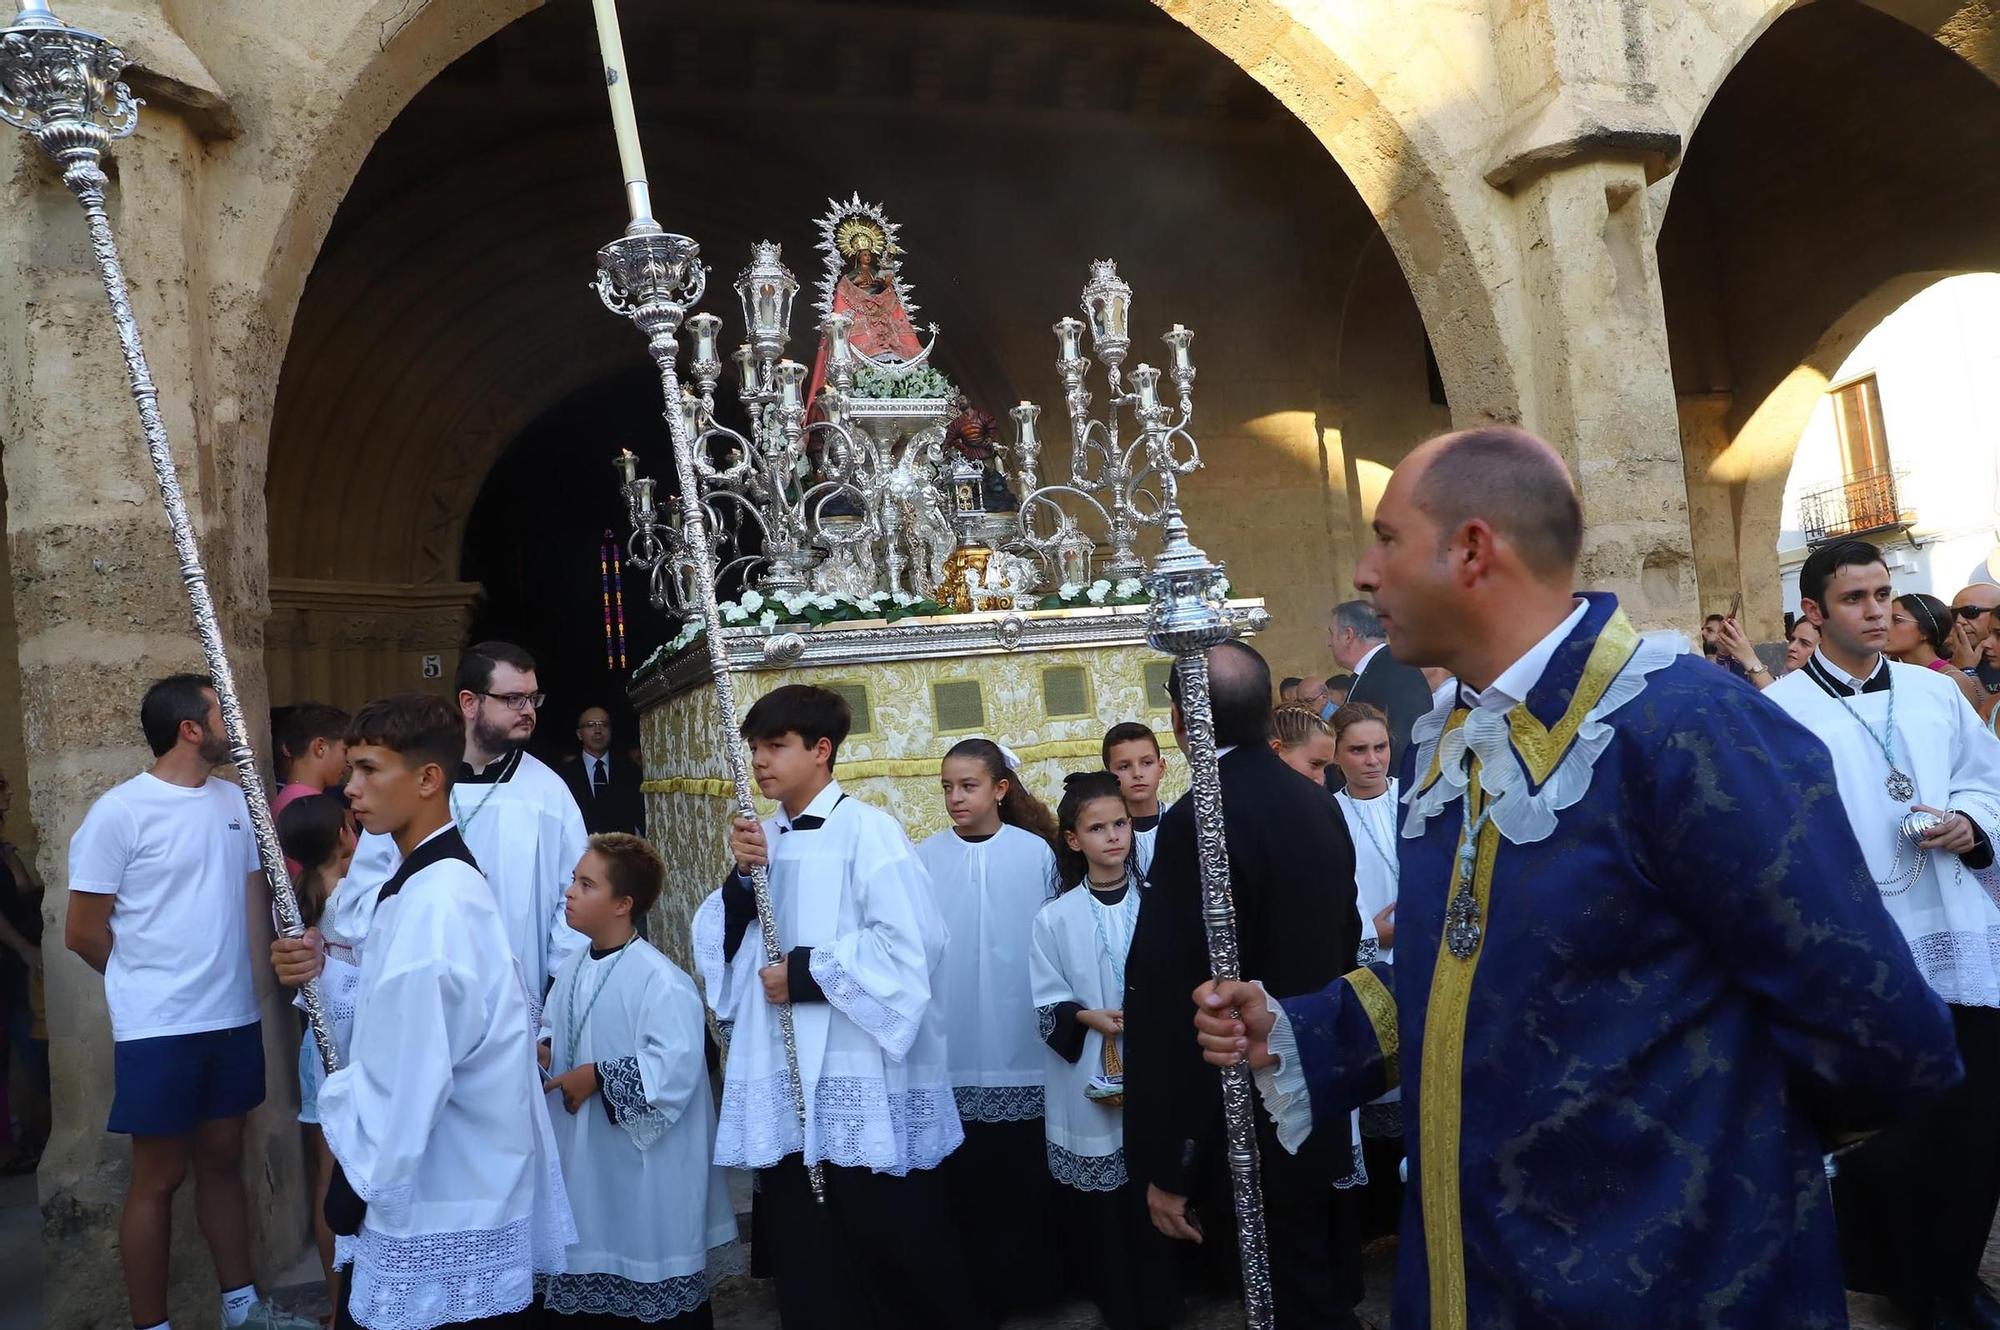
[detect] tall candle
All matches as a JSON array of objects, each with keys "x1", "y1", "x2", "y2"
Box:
[{"x1": 589, "y1": 0, "x2": 654, "y2": 226}]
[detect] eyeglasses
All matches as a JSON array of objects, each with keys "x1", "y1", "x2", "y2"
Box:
[
  {"x1": 578, "y1": 720, "x2": 610, "y2": 731},
  {"x1": 479, "y1": 690, "x2": 545, "y2": 713},
  {"x1": 1954, "y1": 604, "x2": 1996, "y2": 620}
]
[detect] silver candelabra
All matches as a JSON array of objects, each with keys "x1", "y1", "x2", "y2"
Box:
[
  {"x1": 593, "y1": 227, "x2": 825, "y2": 1204},
  {"x1": 0, "y1": 0, "x2": 340, "y2": 1074},
  {"x1": 1013, "y1": 260, "x2": 1203, "y2": 583}
]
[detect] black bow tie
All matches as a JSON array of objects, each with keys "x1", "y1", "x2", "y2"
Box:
[{"x1": 782, "y1": 814, "x2": 826, "y2": 834}]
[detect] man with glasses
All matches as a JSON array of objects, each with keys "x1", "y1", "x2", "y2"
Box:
[
  {"x1": 331, "y1": 641, "x2": 589, "y2": 1008},
  {"x1": 561, "y1": 705, "x2": 645, "y2": 837},
  {"x1": 1950, "y1": 584, "x2": 2000, "y2": 701}
]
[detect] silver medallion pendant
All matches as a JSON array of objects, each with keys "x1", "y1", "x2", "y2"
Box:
[
  {"x1": 1444, "y1": 880, "x2": 1482, "y2": 960},
  {"x1": 1886, "y1": 770, "x2": 1916, "y2": 802}
]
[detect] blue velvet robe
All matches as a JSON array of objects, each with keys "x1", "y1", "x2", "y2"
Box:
[{"x1": 1279, "y1": 592, "x2": 1960, "y2": 1330}]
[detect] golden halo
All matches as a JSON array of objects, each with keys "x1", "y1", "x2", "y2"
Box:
[{"x1": 834, "y1": 216, "x2": 887, "y2": 259}]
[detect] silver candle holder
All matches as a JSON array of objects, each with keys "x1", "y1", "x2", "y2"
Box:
[
  {"x1": 0, "y1": 0, "x2": 340, "y2": 1074},
  {"x1": 593, "y1": 225, "x2": 825, "y2": 1204},
  {"x1": 1013, "y1": 260, "x2": 1204, "y2": 583}
]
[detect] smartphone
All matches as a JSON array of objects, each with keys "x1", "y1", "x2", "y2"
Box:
[{"x1": 1728, "y1": 591, "x2": 1743, "y2": 621}]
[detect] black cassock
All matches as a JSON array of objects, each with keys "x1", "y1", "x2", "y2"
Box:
[{"x1": 1123, "y1": 741, "x2": 1365, "y2": 1328}]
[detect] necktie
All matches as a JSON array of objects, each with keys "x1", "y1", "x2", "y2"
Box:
[{"x1": 591, "y1": 757, "x2": 607, "y2": 800}]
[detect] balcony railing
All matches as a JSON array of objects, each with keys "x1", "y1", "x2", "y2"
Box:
[{"x1": 1799, "y1": 467, "x2": 1909, "y2": 545}]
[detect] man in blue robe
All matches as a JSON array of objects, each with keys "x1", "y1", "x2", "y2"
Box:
[{"x1": 1194, "y1": 426, "x2": 1961, "y2": 1330}]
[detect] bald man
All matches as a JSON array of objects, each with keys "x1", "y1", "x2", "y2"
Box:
[
  {"x1": 1950, "y1": 583, "x2": 2000, "y2": 705},
  {"x1": 561, "y1": 706, "x2": 645, "y2": 837},
  {"x1": 1193, "y1": 426, "x2": 1959, "y2": 1330},
  {"x1": 1122, "y1": 638, "x2": 1365, "y2": 1327}
]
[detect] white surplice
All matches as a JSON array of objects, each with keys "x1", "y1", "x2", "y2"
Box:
[
  {"x1": 343, "y1": 750, "x2": 588, "y2": 993},
  {"x1": 918, "y1": 823, "x2": 1057, "y2": 1123},
  {"x1": 1028, "y1": 878, "x2": 1137, "y2": 1191},
  {"x1": 691, "y1": 781, "x2": 961, "y2": 1175},
  {"x1": 1337, "y1": 778, "x2": 1401, "y2": 967},
  {"x1": 540, "y1": 937, "x2": 736, "y2": 1321},
  {"x1": 317, "y1": 826, "x2": 575, "y2": 1330},
  {"x1": 1133, "y1": 818, "x2": 1160, "y2": 881},
  {"x1": 1768, "y1": 655, "x2": 2000, "y2": 1007}
]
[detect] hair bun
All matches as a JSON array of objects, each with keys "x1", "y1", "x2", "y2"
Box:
[{"x1": 1062, "y1": 771, "x2": 1096, "y2": 788}]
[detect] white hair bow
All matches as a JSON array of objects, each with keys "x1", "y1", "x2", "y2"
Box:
[{"x1": 975, "y1": 736, "x2": 1024, "y2": 770}]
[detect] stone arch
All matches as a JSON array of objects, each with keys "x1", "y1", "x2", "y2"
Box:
[
  {"x1": 1152, "y1": 0, "x2": 1521, "y2": 428},
  {"x1": 1659, "y1": 0, "x2": 2000, "y2": 633}
]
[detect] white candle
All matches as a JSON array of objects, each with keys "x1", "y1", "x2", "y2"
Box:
[{"x1": 589, "y1": 0, "x2": 653, "y2": 225}]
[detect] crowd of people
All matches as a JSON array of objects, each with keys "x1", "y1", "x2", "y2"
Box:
[{"x1": 49, "y1": 423, "x2": 2000, "y2": 1330}]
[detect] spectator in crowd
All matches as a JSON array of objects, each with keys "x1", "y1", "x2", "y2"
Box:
[
  {"x1": 561, "y1": 706, "x2": 645, "y2": 837},
  {"x1": 1713, "y1": 616, "x2": 1775, "y2": 690},
  {"x1": 1888, "y1": 592, "x2": 1986, "y2": 712},
  {"x1": 1950, "y1": 584, "x2": 2000, "y2": 716},
  {"x1": 271, "y1": 702, "x2": 351, "y2": 816},
  {"x1": 66, "y1": 674, "x2": 312, "y2": 1330},
  {"x1": 1784, "y1": 616, "x2": 1821, "y2": 675},
  {"x1": 1278, "y1": 677, "x2": 1304, "y2": 703},
  {"x1": 1325, "y1": 599, "x2": 1431, "y2": 790}
]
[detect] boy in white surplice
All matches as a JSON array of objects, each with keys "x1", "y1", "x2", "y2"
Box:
[
  {"x1": 691, "y1": 684, "x2": 978, "y2": 1329},
  {"x1": 312, "y1": 693, "x2": 573, "y2": 1330},
  {"x1": 540, "y1": 834, "x2": 735, "y2": 1327}
]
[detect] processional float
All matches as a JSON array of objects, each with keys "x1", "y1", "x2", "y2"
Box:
[
  {"x1": 0, "y1": 0, "x2": 341, "y2": 1075},
  {"x1": 583, "y1": 4, "x2": 1273, "y2": 1319}
]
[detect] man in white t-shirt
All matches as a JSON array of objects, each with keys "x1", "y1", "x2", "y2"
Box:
[{"x1": 65, "y1": 674, "x2": 314, "y2": 1330}]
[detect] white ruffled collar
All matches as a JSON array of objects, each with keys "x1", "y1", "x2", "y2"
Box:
[{"x1": 1401, "y1": 605, "x2": 1680, "y2": 846}]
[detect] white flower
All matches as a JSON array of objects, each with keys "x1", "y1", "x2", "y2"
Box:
[
  {"x1": 720, "y1": 601, "x2": 748, "y2": 624},
  {"x1": 779, "y1": 592, "x2": 810, "y2": 616},
  {"x1": 868, "y1": 590, "x2": 892, "y2": 604},
  {"x1": 758, "y1": 609, "x2": 778, "y2": 629},
  {"x1": 1115, "y1": 577, "x2": 1143, "y2": 598},
  {"x1": 1085, "y1": 582, "x2": 1110, "y2": 604},
  {"x1": 1090, "y1": 578, "x2": 1111, "y2": 594},
  {"x1": 892, "y1": 591, "x2": 919, "y2": 607},
  {"x1": 813, "y1": 593, "x2": 839, "y2": 611},
  {"x1": 1058, "y1": 582, "x2": 1082, "y2": 600},
  {"x1": 740, "y1": 588, "x2": 764, "y2": 613}
]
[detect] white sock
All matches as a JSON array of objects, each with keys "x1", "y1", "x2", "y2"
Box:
[{"x1": 220, "y1": 1284, "x2": 258, "y2": 1327}]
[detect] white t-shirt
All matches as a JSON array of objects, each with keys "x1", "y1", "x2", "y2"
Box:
[{"x1": 68, "y1": 772, "x2": 260, "y2": 1041}]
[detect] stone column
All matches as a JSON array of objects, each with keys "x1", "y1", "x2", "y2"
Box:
[
  {"x1": 1483, "y1": 0, "x2": 1696, "y2": 631},
  {"x1": 0, "y1": 98, "x2": 307, "y2": 1330}
]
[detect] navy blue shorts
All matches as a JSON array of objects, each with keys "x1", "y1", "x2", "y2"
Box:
[{"x1": 108, "y1": 1021, "x2": 265, "y2": 1136}]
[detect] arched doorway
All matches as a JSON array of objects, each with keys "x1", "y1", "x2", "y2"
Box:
[
  {"x1": 264, "y1": 0, "x2": 1455, "y2": 724},
  {"x1": 1659, "y1": 0, "x2": 2000, "y2": 635}
]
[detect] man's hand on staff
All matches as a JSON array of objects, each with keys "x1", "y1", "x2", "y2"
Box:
[
  {"x1": 1193, "y1": 979, "x2": 1279, "y2": 1071},
  {"x1": 271, "y1": 928, "x2": 324, "y2": 989},
  {"x1": 730, "y1": 816, "x2": 768, "y2": 875},
  {"x1": 759, "y1": 960, "x2": 790, "y2": 1006}
]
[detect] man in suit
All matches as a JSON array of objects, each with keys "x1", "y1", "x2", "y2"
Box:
[
  {"x1": 1325, "y1": 599, "x2": 1433, "y2": 790},
  {"x1": 1124, "y1": 639, "x2": 1365, "y2": 1328},
  {"x1": 562, "y1": 705, "x2": 646, "y2": 836}
]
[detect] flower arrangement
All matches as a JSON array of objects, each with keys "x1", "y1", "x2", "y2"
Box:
[
  {"x1": 650, "y1": 587, "x2": 948, "y2": 661},
  {"x1": 1034, "y1": 577, "x2": 1148, "y2": 610}
]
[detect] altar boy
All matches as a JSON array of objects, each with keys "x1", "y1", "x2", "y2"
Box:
[
  {"x1": 315, "y1": 694, "x2": 573, "y2": 1330},
  {"x1": 691, "y1": 685, "x2": 978, "y2": 1329},
  {"x1": 541, "y1": 834, "x2": 736, "y2": 1327}
]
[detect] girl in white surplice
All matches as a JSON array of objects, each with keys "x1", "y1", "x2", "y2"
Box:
[
  {"x1": 917, "y1": 739, "x2": 1064, "y2": 1317},
  {"x1": 1030, "y1": 771, "x2": 1178, "y2": 1330}
]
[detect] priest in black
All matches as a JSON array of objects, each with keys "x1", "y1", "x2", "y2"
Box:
[
  {"x1": 563, "y1": 705, "x2": 646, "y2": 837},
  {"x1": 1124, "y1": 639, "x2": 1366, "y2": 1328}
]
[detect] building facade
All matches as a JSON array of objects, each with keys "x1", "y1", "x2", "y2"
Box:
[{"x1": 5, "y1": 0, "x2": 2000, "y2": 1322}]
